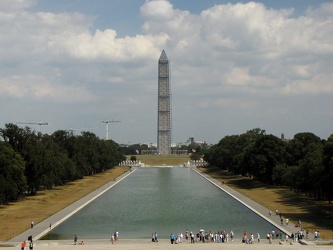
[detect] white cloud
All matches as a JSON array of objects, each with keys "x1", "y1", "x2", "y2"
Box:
[
  {"x1": 0, "y1": 0, "x2": 332, "y2": 142},
  {"x1": 0, "y1": 75, "x2": 95, "y2": 102},
  {"x1": 49, "y1": 29, "x2": 167, "y2": 61},
  {"x1": 0, "y1": 0, "x2": 36, "y2": 11},
  {"x1": 140, "y1": 0, "x2": 333, "y2": 97}
]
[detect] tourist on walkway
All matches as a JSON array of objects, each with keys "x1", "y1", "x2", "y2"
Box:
[
  {"x1": 177, "y1": 233, "x2": 181, "y2": 243},
  {"x1": 190, "y1": 231, "x2": 195, "y2": 243},
  {"x1": 170, "y1": 233, "x2": 175, "y2": 244},
  {"x1": 21, "y1": 240, "x2": 26, "y2": 250},
  {"x1": 29, "y1": 240, "x2": 33, "y2": 250},
  {"x1": 230, "y1": 230, "x2": 234, "y2": 241},
  {"x1": 250, "y1": 233, "x2": 254, "y2": 243}
]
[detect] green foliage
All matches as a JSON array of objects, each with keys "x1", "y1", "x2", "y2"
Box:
[
  {"x1": 204, "y1": 128, "x2": 333, "y2": 201},
  {"x1": 0, "y1": 123, "x2": 125, "y2": 201},
  {"x1": 130, "y1": 155, "x2": 137, "y2": 161},
  {"x1": 121, "y1": 144, "x2": 142, "y2": 155},
  {"x1": 189, "y1": 153, "x2": 202, "y2": 161},
  {"x1": 0, "y1": 142, "x2": 27, "y2": 204}
]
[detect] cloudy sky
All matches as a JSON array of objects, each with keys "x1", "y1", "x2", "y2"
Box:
[{"x1": 1, "y1": 0, "x2": 332, "y2": 145}]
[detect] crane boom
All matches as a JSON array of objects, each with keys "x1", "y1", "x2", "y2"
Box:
[
  {"x1": 101, "y1": 119, "x2": 121, "y2": 140},
  {"x1": 16, "y1": 121, "x2": 49, "y2": 132}
]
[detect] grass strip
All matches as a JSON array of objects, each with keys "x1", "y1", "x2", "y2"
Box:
[{"x1": 0, "y1": 166, "x2": 128, "y2": 241}]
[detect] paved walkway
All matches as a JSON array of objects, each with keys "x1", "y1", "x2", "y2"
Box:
[
  {"x1": 0, "y1": 238, "x2": 331, "y2": 250},
  {"x1": 3, "y1": 166, "x2": 330, "y2": 249}
]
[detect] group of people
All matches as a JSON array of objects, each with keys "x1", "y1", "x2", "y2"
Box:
[
  {"x1": 270, "y1": 209, "x2": 290, "y2": 226},
  {"x1": 73, "y1": 235, "x2": 84, "y2": 245},
  {"x1": 169, "y1": 230, "x2": 236, "y2": 244},
  {"x1": 151, "y1": 232, "x2": 158, "y2": 242},
  {"x1": 242, "y1": 231, "x2": 260, "y2": 244},
  {"x1": 169, "y1": 232, "x2": 190, "y2": 244}
]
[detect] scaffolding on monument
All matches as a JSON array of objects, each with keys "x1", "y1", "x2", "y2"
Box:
[{"x1": 157, "y1": 50, "x2": 171, "y2": 155}]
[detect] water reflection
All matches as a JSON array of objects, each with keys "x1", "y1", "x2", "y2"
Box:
[{"x1": 43, "y1": 167, "x2": 274, "y2": 239}]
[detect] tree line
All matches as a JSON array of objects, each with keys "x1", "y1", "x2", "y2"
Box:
[
  {"x1": 203, "y1": 128, "x2": 333, "y2": 202},
  {"x1": 0, "y1": 123, "x2": 125, "y2": 205}
]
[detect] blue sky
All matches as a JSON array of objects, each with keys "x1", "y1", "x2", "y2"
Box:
[
  {"x1": 1, "y1": 0, "x2": 332, "y2": 145},
  {"x1": 31, "y1": 0, "x2": 328, "y2": 36}
]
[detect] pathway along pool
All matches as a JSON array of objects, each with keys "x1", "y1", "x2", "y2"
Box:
[{"x1": 43, "y1": 167, "x2": 276, "y2": 240}]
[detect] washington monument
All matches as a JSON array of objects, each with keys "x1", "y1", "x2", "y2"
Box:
[{"x1": 157, "y1": 50, "x2": 171, "y2": 155}]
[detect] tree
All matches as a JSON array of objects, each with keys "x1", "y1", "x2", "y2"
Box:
[
  {"x1": 130, "y1": 155, "x2": 137, "y2": 161},
  {"x1": 0, "y1": 123, "x2": 35, "y2": 153},
  {"x1": 0, "y1": 142, "x2": 26, "y2": 204},
  {"x1": 246, "y1": 134, "x2": 286, "y2": 183},
  {"x1": 0, "y1": 124, "x2": 126, "y2": 197},
  {"x1": 286, "y1": 132, "x2": 323, "y2": 195},
  {"x1": 322, "y1": 134, "x2": 333, "y2": 202}
]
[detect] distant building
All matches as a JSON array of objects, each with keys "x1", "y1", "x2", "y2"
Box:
[
  {"x1": 280, "y1": 133, "x2": 291, "y2": 142},
  {"x1": 157, "y1": 50, "x2": 171, "y2": 155}
]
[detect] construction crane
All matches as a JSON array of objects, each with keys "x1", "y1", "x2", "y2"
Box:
[
  {"x1": 16, "y1": 121, "x2": 49, "y2": 133},
  {"x1": 67, "y1": 127, "x2": 96, "y2": 135},
  {"x1": 101, "y1": 119, "x2": 121, "y2": 140}
]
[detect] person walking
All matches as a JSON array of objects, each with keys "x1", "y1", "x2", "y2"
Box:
[
  {"x1": 190, "y1": 231, "x2": 195, "y2": 243},
  {"x1": 154, "y1": 232, "x2": 158, "y2": 242},
  {"x1": 21, "y1": 240, "x2": 27, "y2": 250},
  {"x1": 269, "y1": 233, "x2": 272, "y2": 244},
  {"x1": 170, "y1": 233, "x2": 175, "y2": 244},
  {"x1": 111, "y1": 233, "x2": 114, "y2": 244},
  {"x1": 74, "y1": 235, "x2": 78, "y2": 245}
]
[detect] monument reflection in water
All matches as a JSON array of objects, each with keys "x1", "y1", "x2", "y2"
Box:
[{"x1": 44, "y1": 167, "x2": 275, "y2": 239}]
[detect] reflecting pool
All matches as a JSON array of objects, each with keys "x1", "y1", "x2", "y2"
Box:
[{"x1": 43, "y1": 167, "x2": 275, "y2": 239}]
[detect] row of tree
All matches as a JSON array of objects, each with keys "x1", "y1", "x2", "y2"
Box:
[
  {"x1": 0, "y1": 123, "x2": 125, "y2": 205},
  {"x1": 203, "y1": 128, "x2": 333, "y2": 202},
  {"x1": 120, "y1": 143, "x2": 207, "y2": 158}
]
